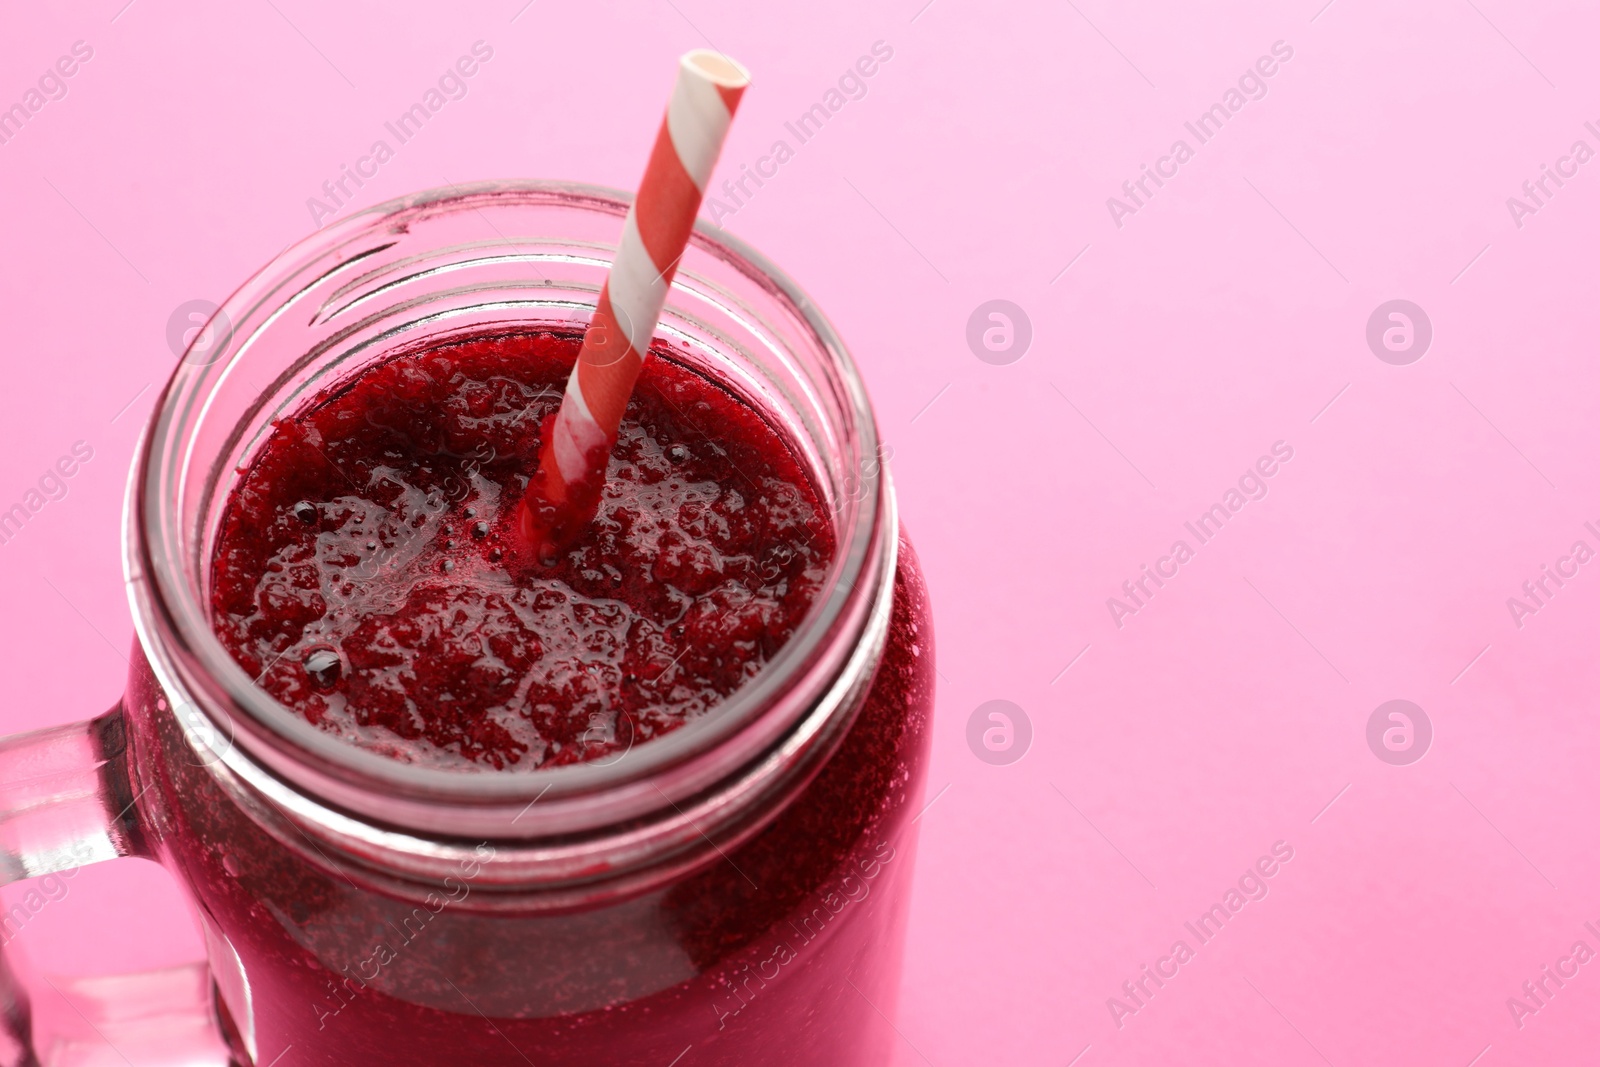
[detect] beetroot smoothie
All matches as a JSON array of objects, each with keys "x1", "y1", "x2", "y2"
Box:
[
  {"x1": 128, "y1": 327, "x2": 935, "y2": 1065},
  {"x1": 209, "y1": 329, "x2": 834, "y2": 773}
]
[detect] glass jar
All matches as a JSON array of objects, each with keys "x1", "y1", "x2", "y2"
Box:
[{"x1": 0, "y1": 182, "x2": 934, "y2": 1066}]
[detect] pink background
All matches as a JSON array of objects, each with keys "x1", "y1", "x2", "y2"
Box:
[{"x1": 3, "y1": 0, "x2": 1599, "y2": 1063}]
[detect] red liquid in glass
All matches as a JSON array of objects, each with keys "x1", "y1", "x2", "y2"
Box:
[
  {"x1": 125, "y1": 330, "x2": 934, "y2": 1065},
  {"x1": 208, "y1": 330, "x2": 834, "y2": 772}
]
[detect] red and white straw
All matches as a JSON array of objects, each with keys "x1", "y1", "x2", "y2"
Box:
[{"x1": 519, "y1": 51, "x2": 750, "y2": 557}]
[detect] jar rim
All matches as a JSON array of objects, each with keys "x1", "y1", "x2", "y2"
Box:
[{"x1": 124, "y1": 180, "x2": 893, "y2": 844}]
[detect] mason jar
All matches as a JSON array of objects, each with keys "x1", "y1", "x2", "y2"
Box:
[{"x1": 0, "y1": 182, "x2": 934, "y2": 1066}]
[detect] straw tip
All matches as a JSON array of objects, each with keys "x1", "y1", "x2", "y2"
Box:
[{"x1": 682, "y1": 50, "x2": 751, "y2": 89}]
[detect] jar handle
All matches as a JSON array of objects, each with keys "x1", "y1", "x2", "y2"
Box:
[
  {"x1": 0, "y1": 710, "x2": 143, "y2": 882},
  {"x1": 0, "y1": 710, "x2": 232, "y2": 1065},
  {"x1": 2, "y1": 947, "x2": 233, "y2": 1067},
  {"x1": 0, "y1": 947, "x2": 30, "y2": 1067}
]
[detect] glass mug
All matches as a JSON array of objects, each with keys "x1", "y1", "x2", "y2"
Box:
[{"x1": 0, "y1": 183, "x2": 934, "y2": 1066}]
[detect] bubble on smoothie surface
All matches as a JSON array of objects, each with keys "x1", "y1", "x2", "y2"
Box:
[{"x1": 302, "y1": 647, "x2": 342, "y2": 689}]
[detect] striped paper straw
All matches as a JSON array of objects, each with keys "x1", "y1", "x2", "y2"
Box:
[{"x1": 519, "y1": 50, "x2": 750, "y2": 557}]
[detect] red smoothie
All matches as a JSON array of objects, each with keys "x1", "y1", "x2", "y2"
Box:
[
  {"x1": 209, "y1": 330, "x2": 834, "y2": 771},
  {"x1": 130, "y1": 327, "x2": 934, "y2": 1065}
]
